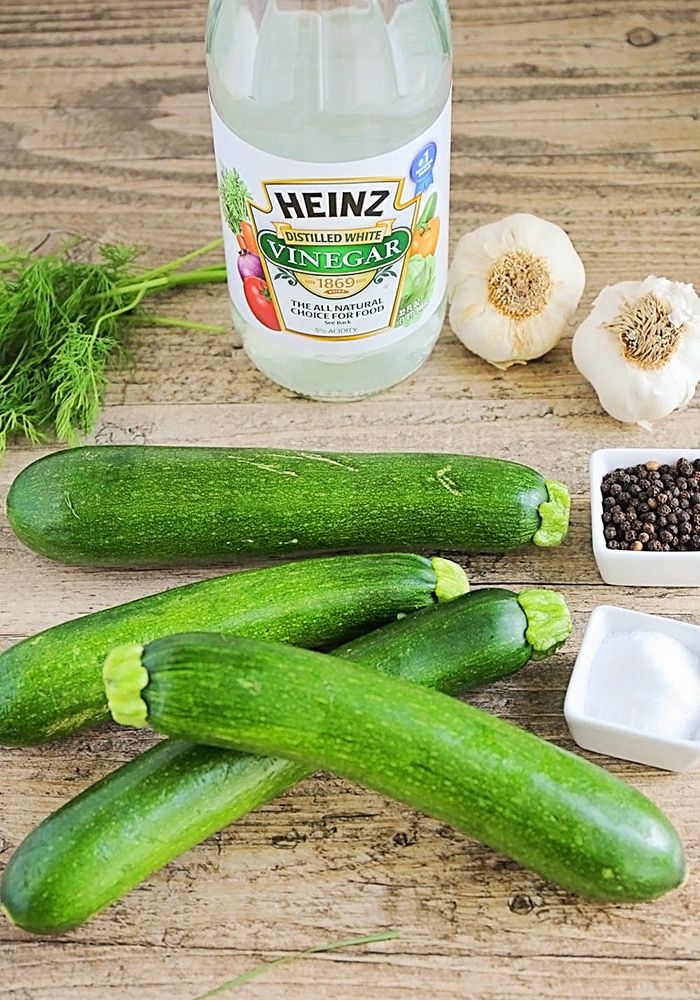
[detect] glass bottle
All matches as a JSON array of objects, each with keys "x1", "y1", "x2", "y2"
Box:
[{"x1": 206, "y1": 0, "x2": 452, "y2": 399}]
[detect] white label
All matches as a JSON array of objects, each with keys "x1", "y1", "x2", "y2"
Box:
[{"x1": 210, "y1": 96, "x2": 451, "y2": 350}]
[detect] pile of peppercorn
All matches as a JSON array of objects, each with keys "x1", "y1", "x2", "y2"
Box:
[{"x1": 601, "y1": 458, "x2": 700, "y2": 552}]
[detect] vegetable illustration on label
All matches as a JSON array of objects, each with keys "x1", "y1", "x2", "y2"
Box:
[
  {"x1": 397, "y1": 254, "x2": 437, "y2": 327},
  {"x1": 219, "y1": 167, "x2": 251, "y2": 236},
  {"x1": 410, "y1": 191, "x2": 440, "y2": 258},
  {"x1": 248, "y1": 178, "x2": 419, "y2": 339},
  {"x1": 211, "y1": 99, "x2": 450, "y2": 345},
  {"x1": 240, "y1": 220, "x2": 258, "y2": 256},
  {"x1": 219, "y1": 166, "x2": 272, "y2": 320},
  {"x1": 403, "y1": 165, "x2": 440, "y2": 325},
  {"x1": 237, "y1": 251, "x2": 264, "y2": 281},
  {"x1": 243, "y1": 276, "x2": 280, "y2": 331}
]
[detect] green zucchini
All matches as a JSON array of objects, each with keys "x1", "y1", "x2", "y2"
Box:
[
  {"x1": 6, "y1": 445, "x2": 570, "y2": 567},
  {"x1": 0, "y1": 553, "x2": 463, "y2": 746},
  {"x1": 103, "y1": 633, "x2": 686, "y2": 904},
  {"x1": 0, "y1": 587, "x2": 569, "y2": 933}
]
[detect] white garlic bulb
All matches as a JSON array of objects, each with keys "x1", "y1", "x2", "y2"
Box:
[
  {"x1": 447, "y1": 213, "x2": 586, "y2": 369},
  {"x1": 572, "y1": 276, "x2": 700, "y2": 427}
]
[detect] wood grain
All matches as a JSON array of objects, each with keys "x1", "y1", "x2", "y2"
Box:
[{"x1": 1, "y1": 1, "x2": 699, "y2": 997}]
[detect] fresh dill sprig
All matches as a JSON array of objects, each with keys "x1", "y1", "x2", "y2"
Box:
[
  {"x1": 192, "y1": 930, "x2": 399, "y2": 999},
  {"x1": 0, "y1": 238, "x2": 227, "y2": 453}
]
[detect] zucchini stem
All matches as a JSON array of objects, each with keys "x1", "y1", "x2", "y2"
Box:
[
  {"x1": 534, "y1": 479, "x2": 570, "y2": 547},
  {"x1": 517, "y1": 589, "x2": 572, "y2": 660},
  {"x1": 431, "y1": 557, "x2": 469, "y2": 602},
  {"x1": 103, "y1": 644, "x2": 149, "y2": 727}
]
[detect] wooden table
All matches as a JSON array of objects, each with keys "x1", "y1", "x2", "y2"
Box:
[{"x1": 1, "y1": 1, "x2": 698, "y2": 996}]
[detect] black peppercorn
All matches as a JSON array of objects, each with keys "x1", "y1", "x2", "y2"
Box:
[{"x1": 601, "y1": 457, "x2": 700, "y2": 553}]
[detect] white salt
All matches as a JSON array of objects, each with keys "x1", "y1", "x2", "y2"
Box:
[{"x1": 584, "y1": 629, "x2": 700, "y2": 741}]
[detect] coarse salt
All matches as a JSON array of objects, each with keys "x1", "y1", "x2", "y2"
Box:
[{"x1": 584, "y1": 629, "x2": 700, "y2": 741}]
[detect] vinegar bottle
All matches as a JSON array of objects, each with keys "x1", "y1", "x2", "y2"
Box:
[{"x1": 206, "y1": 0, "x2": 452, "y2": 400}]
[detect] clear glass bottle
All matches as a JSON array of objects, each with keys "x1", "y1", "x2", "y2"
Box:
[{"x1": 206, "y1": 0, "x2": 452, "y2": 400}]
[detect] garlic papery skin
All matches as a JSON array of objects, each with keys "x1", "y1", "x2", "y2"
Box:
[
  {"x1": 447, "y1": 213, "x2": 586, "y2": 369},
  {"x1": 572, "y1": 276, "x2": 700, "y2": 427}
]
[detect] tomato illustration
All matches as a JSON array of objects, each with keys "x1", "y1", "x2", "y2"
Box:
[
  {"x1": 410, "y1": 216, "x2": 440, "y2": 258},
  {"x1": 243, "y1": 276, "x2": 280, "y2": 330}
]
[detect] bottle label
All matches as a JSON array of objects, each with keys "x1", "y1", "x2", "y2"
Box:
[{"x1": 210, "y1": 96, "x2": 451, "y2": 348}]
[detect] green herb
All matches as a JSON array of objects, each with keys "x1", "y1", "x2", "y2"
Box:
[
  {"x1": 0, "y1": 238, "x2": 227, "y2": 453},
  {"x1": 219, "y1": 166, "x2": 252, "y2": 234},
  {"x1": 193, "y1": 930, "x2": 399, "y2": 999}
]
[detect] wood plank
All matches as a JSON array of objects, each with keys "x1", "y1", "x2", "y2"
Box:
[{"x1": 2, "y1": 946, "x2": 696, "y2": 1000}]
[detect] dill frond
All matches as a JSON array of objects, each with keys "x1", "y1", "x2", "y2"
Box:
[{"x1": 0, "y1": 238, "x2": 227, "y2": 453}]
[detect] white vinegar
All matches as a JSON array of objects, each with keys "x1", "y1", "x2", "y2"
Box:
[{"x1": 207, "y1": 0, "x2": 452, "y2": 399}]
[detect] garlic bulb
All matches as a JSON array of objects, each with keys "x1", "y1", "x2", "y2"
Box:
[
  {"x1": 447, "y1": 213, "x2": 586, "y2": 369},
  {"x1": 572, "y1": 276, "x2": 700, "y2": 427}
]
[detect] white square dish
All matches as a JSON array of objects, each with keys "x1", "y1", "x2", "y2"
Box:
[
  {"x1": 564, "y1": 605, "x2": 700, "y2": 772},
  {"x1": 590, "y1": 448, "x2": 700, "y2": 587}
]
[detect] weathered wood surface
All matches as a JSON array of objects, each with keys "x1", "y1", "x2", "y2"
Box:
[{"x1": 1, "y1": 1, "x2": 699, "y2": 997}]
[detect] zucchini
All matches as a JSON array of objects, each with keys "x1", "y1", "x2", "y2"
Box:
[
  {"x1": 1, "y1": 587, "x2": 569, "y2": 933},
  {"x1": 0, "y1": 553, "x2": 463, "y2": 746},
  {"x1": 103, "y1": 633, "x2": 686, "y2": 903},
  {"x1": 6, "y1": 445, "x2": 570, "y2": 567}
]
